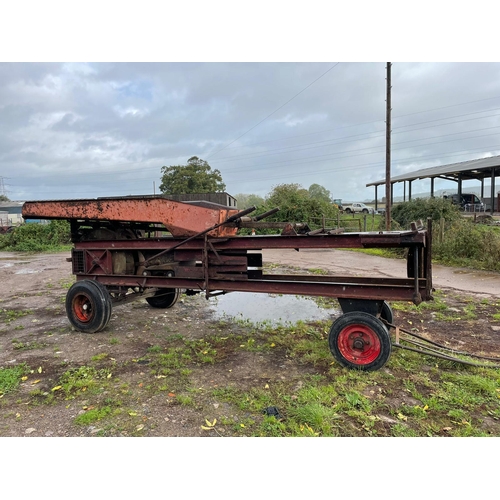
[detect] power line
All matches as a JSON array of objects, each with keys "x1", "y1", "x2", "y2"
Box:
[
  {"x1": 212, "y1": 108, "x2": 500, "y2": 163},
  {"x1": 201, "y1": 95, "x2": 500, "y2": 155},
  {"x1": 205, "y1": 63, "x2": 341, "y2": 159},
  {"x1": 209, "y1": 120, "x2": 500, "y2": 167}
]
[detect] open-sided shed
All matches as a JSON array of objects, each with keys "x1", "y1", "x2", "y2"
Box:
[{"x1": 367, "y1": 155, "x2": 500, "y2": 212}]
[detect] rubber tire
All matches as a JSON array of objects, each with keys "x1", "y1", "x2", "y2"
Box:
[
  {"x1": 362, "y1": 208, "x2": 368, "y2": 214},
  {"x1": 146, "y1": 288, "x2": 180, "y2": 309},
  {"x1": 345, "y1": 208, "x2": 352, "y2": 214},
  {"x1": 66, "y1": 280, "x2": 111, "y2": 333},
  {"x1": 329, "y1": 311, "x2": 391, "y2": 371},
  {"x1": 87, "y1": 280, "x2": 113, "y2": 327},
  {"x1": 380, "y1": 301, "x2": 394, "y2": 326}
]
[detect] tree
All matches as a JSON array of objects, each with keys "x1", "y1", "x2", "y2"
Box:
[
  {"x1": 308, "y1": 183, "x2": 332, "y2": 203},
  {"x1": 0, "y1": 195, "x2": 10, "y2": 202},
  {"x1": 233, "y1": 193, "x2": 265, "y2": 209},
  {"x1": 159, "y1": 156, "x2": 226, "y2": 194},
  {"x1": 263, "y1": 183, "x2": 338, "y2": 224}
]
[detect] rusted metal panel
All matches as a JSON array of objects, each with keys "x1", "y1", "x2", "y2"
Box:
[
  {"x1": 22, "y1": 197, "x2": 240, "y2": 238},
  {"x1": 85, "y1": 249, "x2": 113, "y2": 275}
]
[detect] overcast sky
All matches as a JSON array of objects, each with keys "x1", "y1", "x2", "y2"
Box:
[{"x1": 2, "y1": 5, "x2": 499, "y2": 205}]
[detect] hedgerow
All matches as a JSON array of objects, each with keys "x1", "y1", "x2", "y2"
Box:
[{"x1": 0, "y1": 220, "x2": 71, "y2": 252}]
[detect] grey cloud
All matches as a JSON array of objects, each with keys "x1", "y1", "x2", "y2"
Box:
[{"x1": 2, "y1": 62, "x2": 500, "y2": 202}]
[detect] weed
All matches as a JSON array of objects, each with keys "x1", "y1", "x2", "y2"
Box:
[
  {"x1": 289, "y1": 402, "x2": 340, "y2": 435},
  {"x1": 91, "y1": 353, "x2": 109, "y2": 362},
  {"x1": 12, "y1": 340, "x2": 48, "y2": 351},
  {"x1": 0, "y1": 364, "x2": 29, "y2": 395},
  {"x1": 0, "y1": 308, "x2": 33, "y2": 323},
  {"x1": 74, "y1": 405, "x2": 117, "y2": 425},
  {"x1": 59, "y1": 278, "x2": 75, "y2": 289},
  {"x1": 148, "y1": 345, "x2": 162, "y2": 353},
  {"x1": 176, "y1": 394, "x2": 194, "y2": 406},
  {"x1": 58, "y1": 366, "x2": 112, "y2": 398},
  {"x1": 308, "y1": 268, "x2": 328, "y2": 275}
]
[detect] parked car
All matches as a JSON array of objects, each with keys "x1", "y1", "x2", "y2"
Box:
[
  {"x1": 344, "y1": 202, "x2": 375, "y2": 214},
  {"x1": 444, "y1": 193, "x2": 485, "y2": 211}
]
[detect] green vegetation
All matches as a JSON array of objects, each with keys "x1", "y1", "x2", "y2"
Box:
[
  {"x1": 159, "y1": 156, "x2": 226, "y2": 194},
  {"x1": 243, "y1": 183, "x2": 340, "y2": 235},
  {"x1": 391, "y1": 197, "x2": 461, "y2": 230},
  {"x1": 12, "y1": 339, "x2": 48, "y2": 350},
  {"x1": 180, "y1": 304, "x2": 497, "y2": 436},
  {"x1": 0, "y1": 308, "x2": 33, "y2": 323},
  {"x1": 1, "y1": 192, "x2": 498, "y2": 272},
  {"x1": 0, "y1": 364, "x2": 29, "y2": 395},
  {"x1": 1, "y1": 291, "x2": 499, "y2": 437},
  {"x1": 375, "y1": 198, "x2": 500, "y2": 271},
  {"x1": 0, "y1": 220, "x2": 71, "y2": 252},
  {"x1": 57, "y1": 365, "x2": 113, "y2": 399},
  {"x1": 74, "y1": 405, "x2": 118, "y2": 425}
]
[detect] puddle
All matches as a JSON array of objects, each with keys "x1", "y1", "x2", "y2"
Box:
[
  {"x1": 208, "y1": 292, "x2": 339, "y2": 326},
  {"x1": 15, "y1": 269, "x2": 40, "y2": 275}
]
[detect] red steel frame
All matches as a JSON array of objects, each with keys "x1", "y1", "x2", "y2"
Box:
[
  {"x1": 69, "y1": 227, "x2": 433, "y2": 306},
  {"x1": 22, "y1": 197, "x2": 433, "y2": 308}
]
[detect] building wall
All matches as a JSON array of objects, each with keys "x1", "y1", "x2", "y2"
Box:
[{"x1": 0, "y1": 203, "x2": 24, "y2": 226}]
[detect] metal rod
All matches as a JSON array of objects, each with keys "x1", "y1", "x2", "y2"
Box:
[
  {"x1": 254, "y1": 207, "x2": 280, "y2": 221},
  {"x1": 393, "y1": 343, "x2": 500, "y2": 369}
]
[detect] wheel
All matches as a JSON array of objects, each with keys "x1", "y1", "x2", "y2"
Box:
[
  {"x1": 65, "y1": 280, "x2": 112, "y2": 333},
  {"x1": 146, "y1": 288, "x2": 180, "y2": 308},
  {"x1": 362, "y1": 208, "x2": 369, "y2": 214},
  {"x1": 329, "y1": 311, "x2": 391, "y2": 371},
  {"x1": 345, "y1": 208, "x2": 352, "y2": 214},
  {"x1": 380, "y1": 301, "x2": 393, "y2": 326},
  {"x1": 87, "y1": 280, "x2": 113, "y2": 327}
]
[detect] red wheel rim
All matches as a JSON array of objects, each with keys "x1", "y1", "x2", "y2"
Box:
[
  {"x1": 72, "y1": 294, "x2": 94, "y2": 323},
  {"x1": 337, "y1": 323, "x2": 381, "y2": 365}
]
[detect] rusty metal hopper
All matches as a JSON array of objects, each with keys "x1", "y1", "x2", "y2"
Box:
[{"x1": 22, "y1": 196, "x2": 240, "y2": 238}]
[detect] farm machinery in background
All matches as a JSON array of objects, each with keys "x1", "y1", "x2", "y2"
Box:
[{"x1": 22, "y1": 195, "x2": 434, "y2": 372}]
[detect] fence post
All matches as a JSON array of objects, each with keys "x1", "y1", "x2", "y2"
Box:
[
  {"x1": 439, "y1": 217, "x2": 445, "y2": 244},
  {"x1": 363, "y1": 215, "x2": 367, "y2": 231}
]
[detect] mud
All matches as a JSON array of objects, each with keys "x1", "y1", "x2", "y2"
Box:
[{"x1": 0, "y1": 250, "x2": 499, "y2": 437}]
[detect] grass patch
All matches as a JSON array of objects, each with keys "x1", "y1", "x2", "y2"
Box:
[
  {"x1": 74, "y1": 405, "x2": 119, "y2": 425},
  {"x1": 12, "y1": 340, "x2": 48, "y2": 350},
  {"x1": 0, "y1": 308, "x2": 33, "y2": 323},
  {"x1": 0, "y1": 364, "x2": 30, "y2": 396},
  {"x1": 57, "y1": 366, "x2": 113, "y2": 399}
]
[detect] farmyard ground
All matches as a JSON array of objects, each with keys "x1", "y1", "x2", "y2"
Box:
[{"x1": 1, "y1": 250, "x2": 499, "y2": 437}]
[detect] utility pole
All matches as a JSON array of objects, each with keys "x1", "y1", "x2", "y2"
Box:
[
  {"x1": 385, "y1": 62, "x2": 392, "y2": 231},
  {"x1": 0, "y1": 176, "x2": 7, "y2": 198}
]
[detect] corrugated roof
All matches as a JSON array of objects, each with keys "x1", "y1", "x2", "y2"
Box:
[{"x1": 366, "y1": 154, "x2": 500, "y2": 187}]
